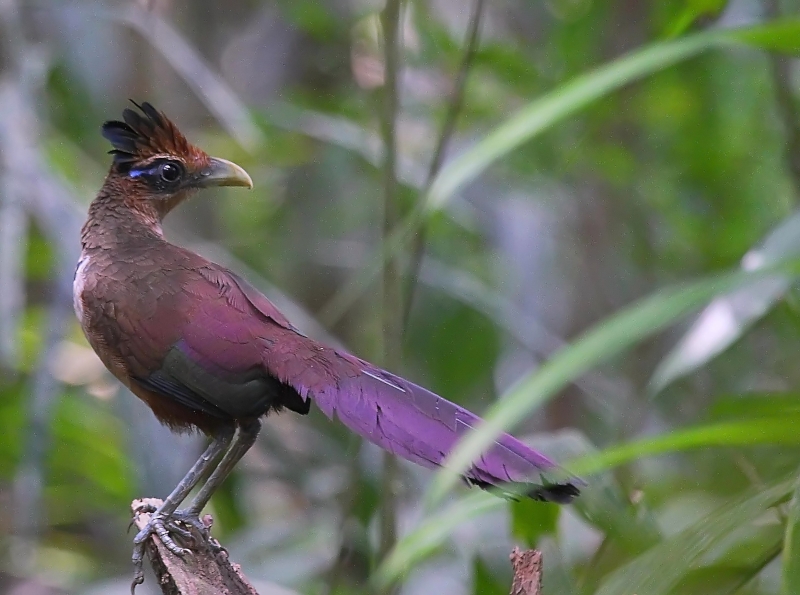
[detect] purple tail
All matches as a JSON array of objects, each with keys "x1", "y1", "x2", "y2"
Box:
[
  {"x1": 292, "y1": 352, "x2": 580, "y2": 503},
  {"x1": 234, "y1": 278, "x2": 582, "y2": 504}
]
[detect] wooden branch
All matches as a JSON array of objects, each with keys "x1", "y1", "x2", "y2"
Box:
[
  {"x1": 132, "y1": 499, "x2": 260, "y2": 595},
  {"x1": 509, "y1": 548, "x2": 542, "y2": 595}
]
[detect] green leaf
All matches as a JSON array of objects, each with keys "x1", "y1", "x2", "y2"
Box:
[
  {"x1": 595, "y1": 480, "x2": 792, "y2": 595},
  {"x1": 373, "y1": 492, "x2": 499, "y2": 589},
  {"x1": 782, "y1": 473, "x2": 800, "y2": 594},
  {"x1": 426, "y1": 261, "x2": 800, "y2": 506},
  {"x1": 574, "y1": 482, "x2": 662, "y2": 555},
  {"x1": 733, "y1": 19, "x2": 800, "y2": 54},
  {"x1": 424, "y1": 20, "x2": 800, "y2": 213},
  {"x1": 535, "y1": 431, "x2": 663, "y2": 554},
  {"x1": 567, "y1": 416, "x2": 800, "y2": 478},
  {"x1": 707, "y1": 522, "x2": 785, "y2": 590},
  {"x1": 710, "y1": 392, "x2": 800, "y2": 420},
  {"x1": 321, "y1": 30, "x2": 725, "y2": 325},
  {"x1": 510, "y1": 500, "x2": 559, "y2": 548},
  {"x1": 425, "y1": 31, "x2": 724, "y2": 212},
  {"x1": 666, "y1": 537, "x2": 781, "y2": 595},
  {"x1": 472, "y1": 558, "x2": 507, "y2": 595},
  {"x1": 320, "y1": 20, "x2": 800, "y2": 326},
  {"x1": 650, "y1": 211, "x2": 800, "y2": 395},
  {"x1": 663, "y1": 0, "x2": 728, "y2": 38},
  {"x1": 381, "y1": 432, "x2": 661, "y2": 591}
]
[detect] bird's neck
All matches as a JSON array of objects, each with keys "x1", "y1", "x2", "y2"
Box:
[{"x1": 81, "y1": 183, "x2": 165, "y2": 254}]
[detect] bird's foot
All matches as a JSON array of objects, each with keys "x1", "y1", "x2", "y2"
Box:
[
  {"x1": 131, "y1": 503, "x2": 211, "y2": 542},
  {"x1": 129, "y1": 507, "x2": 216, "y2": 593},
  {"x1": 170, "y1": 510, "x2": 226, "y2": 556},
  {"x1": 130, "y1": 510, "x2": 193, "y2": 593},
  {"x1": 167, "y1": 509, "x2": 214, "y2": 542}
]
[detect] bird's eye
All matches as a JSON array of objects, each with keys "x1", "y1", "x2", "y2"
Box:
[{"x1": 159, "y1": 162, "x2": 182, "y2": 183}]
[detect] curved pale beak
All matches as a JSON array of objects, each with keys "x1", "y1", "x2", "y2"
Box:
[{"x1": 197, "y1": 157, "x2": 253, "y2": 189}]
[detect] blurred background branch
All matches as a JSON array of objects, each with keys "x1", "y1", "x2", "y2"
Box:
[
  {"x1": 377, "y1": 0, "x2": 403, "y2": 584},
  {"x1": 767, "y1": 0, "x2": 800, "y2": 196},
  {"x1": 404, "y1": 0, "x2": 485, "y2": 329},
  {"x1": 0, "y1": 0, "x2": 81, "y2": 575},
  {"x1": 113, "y1": 2, "x2": 264, "y2": 151}
]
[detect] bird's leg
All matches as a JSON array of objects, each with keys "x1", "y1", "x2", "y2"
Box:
[
  {"x1": 182, "y1": 419, "x2": 262, "y2": 519},
  {"x1": 130, "y1": 424, "x2": 234, "y2": 593}
]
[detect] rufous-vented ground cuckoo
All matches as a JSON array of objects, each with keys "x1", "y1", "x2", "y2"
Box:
[{"x1": 74, "y1": 102, "x2": 580, "y2": 589}]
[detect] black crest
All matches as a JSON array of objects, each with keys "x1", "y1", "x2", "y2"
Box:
[{"x1": 102, "y1": 101, "x2": 193, "y2": 168}]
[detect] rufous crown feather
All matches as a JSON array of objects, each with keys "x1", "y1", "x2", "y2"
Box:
[{"x1": 102, "y1": 101, "x2": 198, "y2": 170}]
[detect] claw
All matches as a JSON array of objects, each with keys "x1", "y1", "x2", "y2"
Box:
[
  {"x1": 133, "y1": 501, "x2": 158, "y2": 514},
  {"x1": 209, "y1": 537, "x2": 227, "y2": 556},
  {"x1": 130, "y1": 569, "x2": 144, "y2": 595},
  {"x1": 166, "y1": 521, "x2": 194, "y2": 541}
]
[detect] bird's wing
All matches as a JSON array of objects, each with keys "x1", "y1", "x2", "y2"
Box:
[{"x1": 126, "y1": 262, "x2": 308, "y2": 420}]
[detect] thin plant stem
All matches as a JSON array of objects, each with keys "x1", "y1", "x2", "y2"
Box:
[
  {"x1": 404, "y1": 0, "x2": 485, "y2": 329},
  {"x1": 766, "y1": 0, "x2": 800, "y2": 200},
  {"x1": 377, "y1": 0, "x2": 403, "y2": 586}
]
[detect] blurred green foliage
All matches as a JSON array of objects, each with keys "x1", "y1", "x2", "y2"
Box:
[{"x1": 6, "y1": 1, "x2": 800, "y2": 594}]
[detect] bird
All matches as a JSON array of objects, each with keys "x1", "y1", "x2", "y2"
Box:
[{"x1": 74, "y1": 102, "x2": 580, "y2": 589}]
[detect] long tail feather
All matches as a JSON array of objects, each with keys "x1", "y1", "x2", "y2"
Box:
[{"x1": 286, "y1": 347, "x2": 581, "y2": 503}]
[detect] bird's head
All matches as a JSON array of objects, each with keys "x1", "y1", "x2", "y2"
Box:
[{"x1": 100, "y1": 101, "x2": 252, "y2": 221}]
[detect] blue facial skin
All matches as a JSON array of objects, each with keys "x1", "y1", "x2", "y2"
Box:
[{"x1": 129, "y1": 167, "x2": 150, "y2": 178}]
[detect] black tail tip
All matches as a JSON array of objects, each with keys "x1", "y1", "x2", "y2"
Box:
[
  {"x1": 466, "y1": 477, "x2": 581, "y2": 504},
  {"x1": 526, "y1": 482, "x2": 581, "y2": 504}
]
